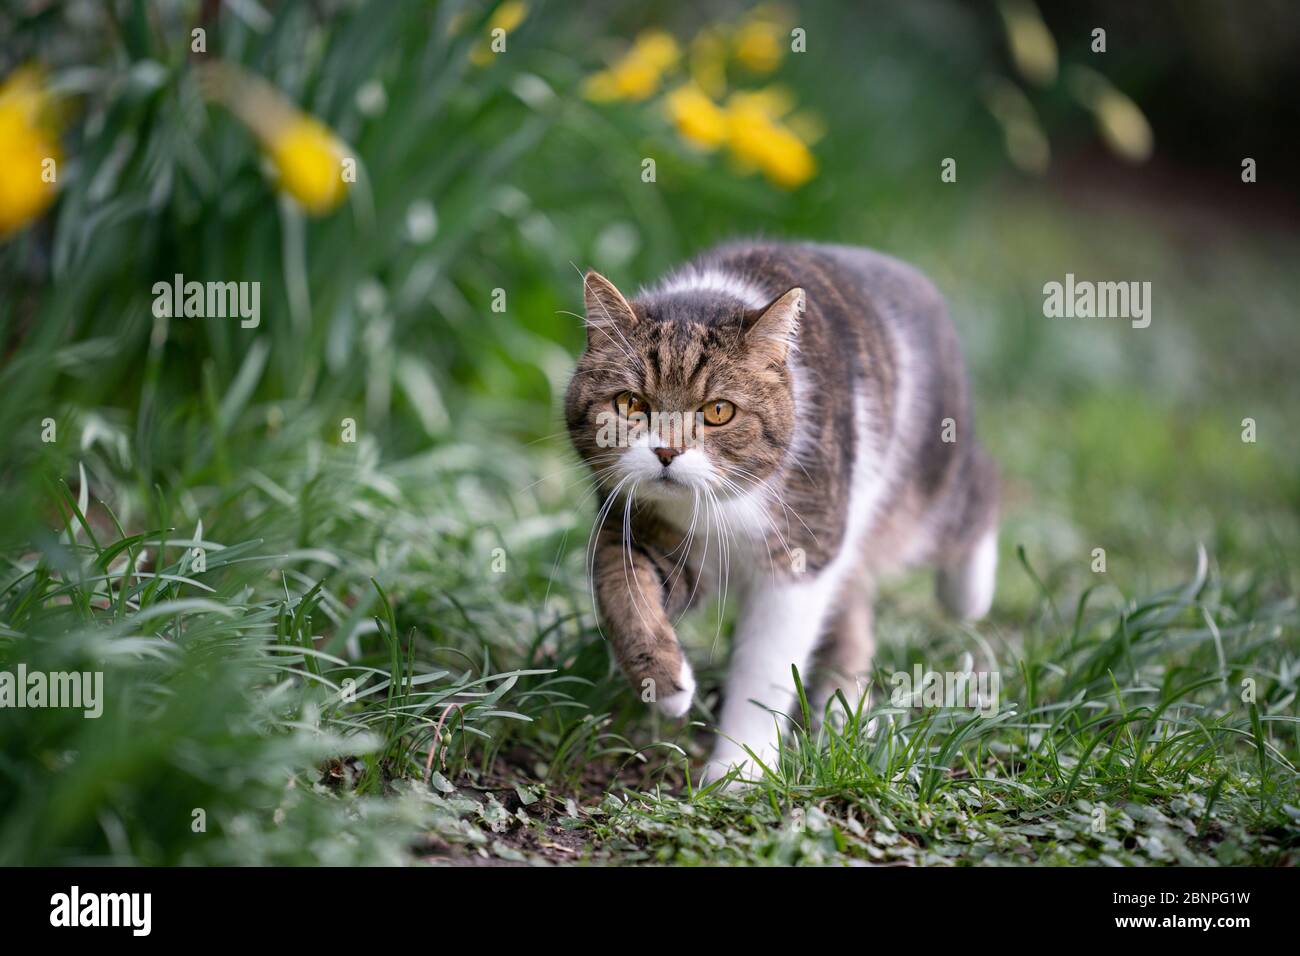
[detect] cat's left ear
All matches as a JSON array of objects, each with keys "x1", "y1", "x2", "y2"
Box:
[
  {"x1": 582, "y1": 270, "x2": 638, "y2": 348},
  {"x1": 742, "y1": 287, "x2": 804, "y2": 364}
]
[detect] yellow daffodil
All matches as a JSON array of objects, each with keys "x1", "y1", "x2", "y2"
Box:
[
  {"x1": 689, "y1": 27, "x2": 729, "y2": 99},
  {"x1": 632, "y1": 30, "x2": 681, "y2": 72},
  {"x1": 469, "y1": 1, "x2": 530, "y2": 66},
  {"x1": 733, "y1": 4, "x2": 793, "y2": 74},
  {"x1": 1068, "y1": 67, "x2": 1152, "y2": 163},
  {"x1": 1092, "y1": 89, "x2": 1152, "y2": 162},
  {"x1": 725, "y1": 92, "x2": 815, "y2": 189},
  {"x1": 733, "y1": 20, "x2": 783, "y2": 74},
  {"x1": 729, "y1": 86, "x2": 795, "y2": 120},
  {"x1": 583, "y1": 60, "x2": 660, "y2": 102},
  {"x1": 583, "y1": 16, "x2": 814, "y2": 189},
  {"x1": 999, "y1": 0, "x2": 1057, "y2": 86},
  {"x1": 199, "y1": 62, "x2": 352, "y2": 216},
  {"x1": 666, "y1": 84, "x2": 727, "y2": 151},
  {"x1": 584, "y1": 30, "x2": 681, "y2": 103},
  {"x1": 265, "y1": 116, "x2": 351, "y2": 214},
  {"x1": 982, "y1": 77, "x2": 1050, "y2": 174},
  {"x1": 490, "y1": 0, "x2": 529, "y2": 34},
  {"x1": 785, "y1": 111, "x2": 825, "y2": 146},
  {"x1": 0, "y1": 66, "x2": 62, "y2": 239}
]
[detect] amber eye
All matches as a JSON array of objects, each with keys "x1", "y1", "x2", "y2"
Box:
[
  {"x1": 613, "y1": 391, "x2": 649, "y2": 416},
  {"x1": 700, "y1": 399, "x2": 735, "y2": 426}
]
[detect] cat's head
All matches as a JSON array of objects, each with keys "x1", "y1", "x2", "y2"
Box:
[{"x1": 564, "y1": 270, "x2": 804, "y2": 500}]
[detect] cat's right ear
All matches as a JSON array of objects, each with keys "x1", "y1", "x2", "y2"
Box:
[
  {"x1": 742, "y1": 286, "x2": 804, "y2": 365},
  {"x1": 583, "y1": 271, "x2": 637, "y2": 348}
]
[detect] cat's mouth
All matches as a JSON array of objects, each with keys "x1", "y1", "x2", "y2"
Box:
[
  {"x1": 636, "y1": 467, "x2": 696, "y2": 497},
  {"x1": 656, "y1": 468, "x2": 681, "y2": 484}
]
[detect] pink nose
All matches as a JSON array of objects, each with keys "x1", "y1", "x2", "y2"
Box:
[{"x1": 654, "y1": 447, "x2": 683, "y2": 466}]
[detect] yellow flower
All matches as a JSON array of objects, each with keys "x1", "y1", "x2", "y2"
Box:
[
  {"x1": 999, "y1": 0, "x2": 1057, "y2": 86},
  {"x1": 689, "y1": 27, "x2": 729, "y2": 99},
  {"x1": 490, "y1": 0, "x2": 529, "y2": 34},
  {"x1": 729, "y1": 86, "x2": 794, "y2": 120},
  {"x1": 583, "y1": 60, "x2": 661, "y2": 102},
  {"x1": 785, "y1": 111, "x2": 825, "y2": 146},
  {"x1": 199, "y1": 62, "x2": 352, "y2": 215},
  {"x1": 725, "y1": 92, "x2": 815, "y2": 189},
  {"x1": 632, "y1": 30, "x2": 680, "y2": 71},
  {"x1": 0, "y1": 66, "x2": 61, "y2": 239},
  {"x1": 733, "y1": 20, "x2": 783, "y2": 74},
  {"x1": 266, "y1": 117, "x2": 350, "y2": 215},
  {"x1": 982, "y1": 77, "x2": 1050, "y2": 174},
  {"x1": 584, "y1": 30, "x2": 681, "y2": 103},
  {"x1": 666, "y1": 84, "x2": 727, "y2": 151},
  {"x1": 470, "y1": 1, "x2": 531, "y2": 66},
  {"x1": 733, "y1": 4, "x2": 793, "y2": 74},
  {"x1": 1092, "y1": 88, "x2": 1152, "y2": 162},
  {"x1": 1068, "y1": 67, "x2": 1152, "y2": 163}
]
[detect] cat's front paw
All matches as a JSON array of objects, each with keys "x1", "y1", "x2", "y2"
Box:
[{"x1": 654, "y1": 658, "x2": 695, "y2": 718}]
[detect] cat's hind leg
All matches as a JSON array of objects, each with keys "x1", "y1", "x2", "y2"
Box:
[
  {"x1": 936, "y1": 524, "x2": 997, "y2": 621},
  {"x1": 811, "y1": 581, "x2": 875, "y2": 725},
  {"x1": 933, "y1": 443, "x2": 1000, "y2": 621}
]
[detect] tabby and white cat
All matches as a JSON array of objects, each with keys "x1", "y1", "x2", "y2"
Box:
[{"x1": 564, "y1": 241, "x2": 999, "y2": 783}]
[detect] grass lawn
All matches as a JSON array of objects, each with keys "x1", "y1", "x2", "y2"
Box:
[{"x1": 2, "y1": 1, "x2": 1296, "y2": 867}]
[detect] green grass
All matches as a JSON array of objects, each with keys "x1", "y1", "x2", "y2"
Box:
[
  {"x1": 2, "y1": 1, "x2": 1297, "y2": 866},
  {"x1": 4, "y1": 410, "x2": 1295, "y2": 866}
]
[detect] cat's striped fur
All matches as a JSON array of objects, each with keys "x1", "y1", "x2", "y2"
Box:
[{"x1": 564, "y1": 241, "x2": 999, "y2": 783}]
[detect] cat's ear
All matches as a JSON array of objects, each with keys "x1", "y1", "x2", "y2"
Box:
[
  {"x1": 582, "y1": 271, "x2": 637, "y2": 348},
  {"x1": 742, "y1": 287, "x2": 804, "y2": 364}
]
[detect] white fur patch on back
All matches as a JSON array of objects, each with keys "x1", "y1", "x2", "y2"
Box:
[
  {"x1": 819, "y1": 390, "x2": 882, "y2": 587},
  {"x1": 645, "y1": 267, "x2": 769, "y2": 310},
  {"x1": 785, "y1": 356, "x2": 817, "y2": 477},
  {"x1": 859, "y1": 324, "x2": 926, "y2": 567}
]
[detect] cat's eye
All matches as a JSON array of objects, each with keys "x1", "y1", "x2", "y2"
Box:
[
  {"x1": 700, "y1": 399, "x2": 735, "y2": 426},
  {"x1": 613, "y1": 391, "x2": 649, "y2": 416}
]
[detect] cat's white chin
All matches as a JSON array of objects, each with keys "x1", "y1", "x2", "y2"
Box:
[{"x1": 636, "y1": 475, "x2": 696, "y2": 500}]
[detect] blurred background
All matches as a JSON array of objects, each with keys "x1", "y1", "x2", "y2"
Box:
[{"x1": 1, "y1": 0, "x2": 1297, "y2": 864}]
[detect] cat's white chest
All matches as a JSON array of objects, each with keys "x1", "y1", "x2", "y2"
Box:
[{"x1": 650, "y1": 488, "x2": 777, "y2": 587}]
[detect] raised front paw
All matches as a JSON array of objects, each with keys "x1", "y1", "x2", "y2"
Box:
[
  {"x1": 653, "y1": 657, "x2": 695, "y2": 717},
  {"x1": 619, "y1": 629, "x2": 696, "y2": 718}
]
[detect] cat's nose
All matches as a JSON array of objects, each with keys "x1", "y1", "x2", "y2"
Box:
[{"x1": 654, "y1": 447, "x2": 683, "y2": 466}]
